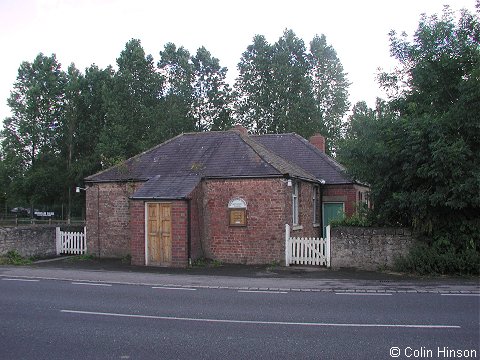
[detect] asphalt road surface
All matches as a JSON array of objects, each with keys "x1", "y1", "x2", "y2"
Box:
[{"x1": 1, "y1": 277, "x2": 478, "y2": 360}]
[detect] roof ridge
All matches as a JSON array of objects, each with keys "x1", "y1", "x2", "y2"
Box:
[
  {"x1": 250, "y1": 132, "x2": 296, "y2": 137},
  {"x1": 238, "y1": 133, "x2": 319, "y2": 182},
  {"x1": 291, "y1": 133, "x2": 352, "y2": 181}
]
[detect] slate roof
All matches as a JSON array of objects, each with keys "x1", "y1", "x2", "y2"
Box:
[
  {"x1": 130, "y1": 174, "x2": 201, "y2": 200},
  {"x1": 85, "y1": 130, "x2": 325, "y2": 199},
  {"x1": 253, "y1": 133, "x2": 353, "y2": 185}
]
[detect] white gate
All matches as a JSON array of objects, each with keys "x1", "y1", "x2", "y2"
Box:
[
  {"x1": 56, "y1": 227, "x2": 87, "y2": 255},
  {"x1": 285, "y1": 224, "x2": 330, "y2": 267}
]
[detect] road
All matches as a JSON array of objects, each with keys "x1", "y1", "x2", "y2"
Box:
[{"x1": 0, "y1": 276, "x2": 478, "y2": 360}]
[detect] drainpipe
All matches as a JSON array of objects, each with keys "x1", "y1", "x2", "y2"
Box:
[
  {"x1": 187, "y1": 199, "x2": 192, "y2": 266},
  {"x1": 319, "y1": 180, "x2": 325, "y2": 238}
]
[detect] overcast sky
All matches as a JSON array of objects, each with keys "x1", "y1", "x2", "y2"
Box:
[{"x1": 0, "y1": 0, "x2": 476, "y2": 125}]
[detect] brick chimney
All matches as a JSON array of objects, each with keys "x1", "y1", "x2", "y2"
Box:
[
  {"x1": 309, "y1": 134, "x2": 326, "y2": 152},
  {"x1": 232, "y1": 124, "x2": 248, "y2": 135}
]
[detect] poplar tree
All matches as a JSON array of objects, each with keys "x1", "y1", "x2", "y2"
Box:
[{"x1": 234, "y1": 29, "x2": 350, "y2": 154}]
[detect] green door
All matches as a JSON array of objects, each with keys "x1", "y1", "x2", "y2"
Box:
[{"x1": 323, "y1": 203, "x2": 344, "y2": 237}]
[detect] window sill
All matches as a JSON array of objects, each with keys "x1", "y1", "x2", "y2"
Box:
[
  {"x1": 292, "y1": 225, "x2": 303, "y2": 231},
  {"x1": 313, "y1": 223, "x2": 320, "y2": 228}
]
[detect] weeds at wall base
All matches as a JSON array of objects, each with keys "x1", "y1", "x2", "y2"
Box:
[{"x1": 0, "y1": 250, "x2": 33, "y2": 265}]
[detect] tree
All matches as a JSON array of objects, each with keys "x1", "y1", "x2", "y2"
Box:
[
  {"x1": 234, "y1": 30, "x2": 350, "y2": 153},
  {"x1": 157, "y1": 43, "x2": 196, "y2": 138},
  {"x1": 0, "y1": 155, "x2": 9, "y2": 214},
  {"x1": 59, "y1": 63, "x2": 113, "y2": 218},
  {"x1": 309, "y1": 35, "x2": 350, "y2": 153},
  {"x1": 269, "y1": 29, "x2": 317, "y2": 136},
  {"x1": 4, "y1": 53, "x2": 66, "y2": 167},
  {"x1": 2, "y1": 53, "x2": 67, "y2": 209},
  {"x1": 340, "y1": 7, "x2": 480, "y2": 251},
  {"x1": 158, "y1": 43, "x2": 232, "y2": 135},
  {"x1": 98, "y1": 39, "x2": 163, "y2": 166},
  {"x1": 234, "y1": 35, "x2": 275, "y2": 134},
  {"x1": 71, "y1": 64, "x2": 113, "y2": 180},
  {"x1": 235, "y1": 30, "x2": 317, "y2": 136},
  {"x1": 191, "y1": 47, "x2": 232, "y2": 131}
]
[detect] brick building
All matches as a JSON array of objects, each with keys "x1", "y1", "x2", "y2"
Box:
[{"x1": 85, "y1": 126, "x2": 369, "y2": 267}]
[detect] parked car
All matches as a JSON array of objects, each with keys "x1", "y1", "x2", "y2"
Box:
[{"x1": 10, "y1": 207, "x2": 30, "y2": 217}]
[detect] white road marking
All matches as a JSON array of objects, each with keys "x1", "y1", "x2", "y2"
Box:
[
  {"x1": 60, "y1": 309, "x2": 461, "y2": 329},
  {"x1": 238, "y1": 290, "x2": 288, "y2": 294},
  {"x1": 440, "y1": 293, "x2": 480, "y2": 297},
  {"x1": 152, "y1": 286, "x2": 197, "y2": 291},
  {"x1": 2, "y1": 278, "x2": 39, "y2": 282},
  {"x1": 71, "y1": 282, "x2": 112, "y2": 287},
  {"x1": 335, "y1": 292, "x2": 393, "y2": 296}
]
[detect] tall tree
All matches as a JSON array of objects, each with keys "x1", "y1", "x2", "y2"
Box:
[
  {"x1": 158, "y1": 43, "x2": 232, "y2": 135},
  {"x1": 191, "y1": 47, "x2": 232, "y2": 131},
  {"x1": 98, "y1": 39, "x2": 163, "y2": 166},
  {"x1": 4, "y1": 53, "x2": 66, "y2": 167},
  {"x1": 234, "y1": 35, "x2": 275, "y2": 134},
  {"x1": 59, "y1": 63, "x2": 113, "y2": 218},
  {"x1": 0, "y1": 153, "x2": 11, "y2": 214},
  {"x1": 72, "y1": 64, "x2": 113, "y2": 179},
  {"x1": 234, "y1": 30, "x2": 349, "y2": 153},
  {"x1": 158, "y1": 43, "x2": 196, "y2": 138},
  {"x1": 270, "y1": 29, "x2": 317, "y2": 135},
  {"x1": 340, "y1": 7, "x2": 480, "y2": 250},
  {"x1": 2, "y1": 53, "x2": 67, "y2": 209},
  {"x1": 309, "y1": 35, "x2": 350, "y2": 153}
]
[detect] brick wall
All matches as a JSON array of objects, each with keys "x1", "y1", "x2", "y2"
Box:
[
  {"x1": 322, "y1": 184, "x2": 359, "y2": 217},
  {"x1": 130, "y1": 200, "x2": 145, "y2": 265},
  {"x1": 189, "y1": 183, "x2": 204, "y2": 261},
  {"x1": 291, "y1": 181, "x2": 322, "y2": 238},
  {"x1": 200, "y1": 178, "x2": 319, "y2": 264},
  {"x1": 330, "y1": 226, "x2": 414, "y2": 270},
  {"x1": 171, "y1": 201, "x2": 188, "y2": 267},
  {"x1": 87, "y1": 179, "x2": 367, "y2": 267},
  {"x1": 86, "y1": 182, "x2": 142, "y2": 258}
]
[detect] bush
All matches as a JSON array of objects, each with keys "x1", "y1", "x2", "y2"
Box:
[
  {"x1": 331, "y1": 203, "x2": 373, "y2": 227},
  {"x1": 394, "y1": 243, "x2": 480, "y2": 276},
  {"x1": 0, "y1": 250, "x2": 32, "y2": 265}
]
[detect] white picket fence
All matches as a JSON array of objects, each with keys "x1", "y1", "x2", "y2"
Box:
[
  {"x1": 285, "y1": 224, "x2": 330, "y2": 267},
  {"x1": 56, "y1": 227, "x2": 87, "y2": 255}
]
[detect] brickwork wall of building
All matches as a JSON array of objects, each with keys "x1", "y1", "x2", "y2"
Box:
[
  {"x1": 322, "y1": 184, "x2": 358, "y2": 217},
  {"x1": 86, "y1": 180, "x2": 367, "y2": 267},
  {"x1": 188, "y1": 183, "x2": 204, "y2": 262},
  {"x1": 86, "y1": 182, "x2": 142, "y2": 258},
  {"x1": 200, "y1": 178, "x2": 320, "y2": 264},
  {"x1": 290, "y1": 181, "x2": 323, "y2": 239},
  {"x1": 170, "y1": 201, "x2": 189, "y2": 267},
  {"x1": 130, "y1": 200, "x2": 145, "y2": 265}
]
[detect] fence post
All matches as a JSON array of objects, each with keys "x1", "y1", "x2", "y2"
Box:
[
  {"x1": 55, "y1": 227, "x2": 61, "y2": 255},
  {"x1": 83, "y1": 226, "x2": 87, "y2": 254},
  {"x1": 326, "y1": 225, "x2": 331, "y2": 268},
  {"x1": 285, "y1": 224, "x2": 290, "y2": 267}
]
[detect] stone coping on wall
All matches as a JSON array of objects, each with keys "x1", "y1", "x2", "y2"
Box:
[{"x1": 333, "y1": 226, "x2": 412, "y2": 236}]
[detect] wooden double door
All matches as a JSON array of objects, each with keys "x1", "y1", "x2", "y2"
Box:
[{"x1": 147, "y1": 203, "x2": 172, "y2": 265}]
